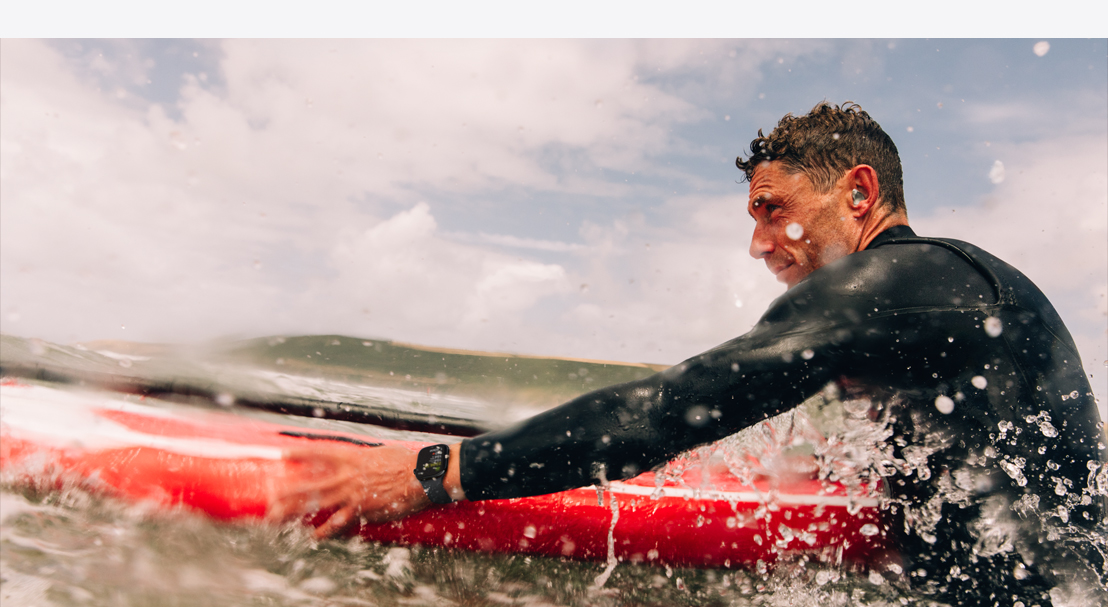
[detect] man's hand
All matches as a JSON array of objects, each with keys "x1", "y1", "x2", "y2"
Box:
[{"x1": 266, "y1": 444, "x2": 431, "y2": 539}]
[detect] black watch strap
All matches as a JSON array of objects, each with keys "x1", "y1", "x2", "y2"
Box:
[{"x1": 420, "y1": 477, "x2": 453, "y2": 505}]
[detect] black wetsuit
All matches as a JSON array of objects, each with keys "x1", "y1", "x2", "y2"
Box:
[{"x1": 460, "y1": 226, "x2": 1106, "y2": 605}]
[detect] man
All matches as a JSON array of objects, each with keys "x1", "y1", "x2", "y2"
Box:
[{"x1": 270, "y1": 102, "x2": 1106, "y2": 606}]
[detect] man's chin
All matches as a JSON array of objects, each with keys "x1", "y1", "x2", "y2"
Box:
[{"x1": 774, "y1": 264, "x2": 806, "y2": 288}]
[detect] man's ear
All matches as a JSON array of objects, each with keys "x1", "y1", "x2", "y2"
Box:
[{"x1": 846, "y1": 165, "x2": 880, "y2": 218}]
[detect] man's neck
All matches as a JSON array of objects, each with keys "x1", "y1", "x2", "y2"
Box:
[{"x1": 858, "y1": 215, "x2": 910, "y2": 251}]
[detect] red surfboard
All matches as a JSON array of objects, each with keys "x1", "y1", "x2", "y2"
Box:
[{"x1": 0, "y1": 379, "x2": 892, "y2": 570}]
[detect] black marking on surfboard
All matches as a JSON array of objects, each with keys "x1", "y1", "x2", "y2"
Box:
[{"x1": 278, "y1": 431, "x2": 383, "y2": 447}]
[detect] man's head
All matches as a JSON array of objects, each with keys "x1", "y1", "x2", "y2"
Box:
[{"x1": 736, "y1": 102, "x2": 908, "y2": 287}]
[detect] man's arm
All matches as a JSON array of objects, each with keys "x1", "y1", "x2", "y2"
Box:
[{"x1": 457, "y1": 326, "x2": 840, "y2": 501}]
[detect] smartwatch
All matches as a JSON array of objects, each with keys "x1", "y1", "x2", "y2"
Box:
[{"x1": 414, "y1": 444, "x2": 453, "y2": 505}]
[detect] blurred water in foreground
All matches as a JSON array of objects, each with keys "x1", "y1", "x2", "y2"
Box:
[{"x1": 2, "y1": 485, "x2": 907, "y2": 607}]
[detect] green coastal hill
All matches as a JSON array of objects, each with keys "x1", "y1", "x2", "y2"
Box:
[{"x1": 213, "y1": 335, "x2": 670, "y2": 407}]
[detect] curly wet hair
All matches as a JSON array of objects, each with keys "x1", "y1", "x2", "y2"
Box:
[{"x1": 735, "y1": 101, "x2": 906, "y2": 214}]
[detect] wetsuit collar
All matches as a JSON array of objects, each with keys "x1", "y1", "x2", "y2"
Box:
[{"x1": 865, "y1": 225, "x2": 916, "y2": 250}]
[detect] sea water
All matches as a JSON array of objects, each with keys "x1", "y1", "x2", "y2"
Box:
[{"x1": 1, "y1": 487, "x2": 904, "y2": 607}]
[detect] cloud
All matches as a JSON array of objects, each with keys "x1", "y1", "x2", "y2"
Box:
[
  {"x1": 193, "y1": 39, "x2": 712, "y2": 200},
  {"x1": 449, "y1": 232, "x2": 585, "y2": 253},
  {"x1": 322, "y1": 202, "x2": 570, "y2": 344}
]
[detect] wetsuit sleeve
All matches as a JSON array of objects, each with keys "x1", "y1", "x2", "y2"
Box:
[{"x1": 458, "y1": 279, "x2": 861, "y2": 501}]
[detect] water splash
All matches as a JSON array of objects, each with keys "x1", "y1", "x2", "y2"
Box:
[{"x1": 592, "y1": 489, "x2": 620, "y2": 588}]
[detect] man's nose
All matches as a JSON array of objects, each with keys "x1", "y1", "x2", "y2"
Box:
[{"x1": 749, "y1": 224, "x2": 775, "y2": 259}]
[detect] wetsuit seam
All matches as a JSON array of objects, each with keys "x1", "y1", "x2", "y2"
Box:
[
  {"x1": 874, "y1": 236, "x2": 1011, "y2": 305},
  {"x1": 761, "y1": 306, "x2": 1000, "y2": 341}
]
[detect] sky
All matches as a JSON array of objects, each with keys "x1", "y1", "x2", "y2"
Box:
[{"x1": 1, "y1": 38, "x2": 1105, "y2": 415}]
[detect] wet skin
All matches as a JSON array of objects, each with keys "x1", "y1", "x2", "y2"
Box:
[{"x1": 747, "y1": 161, "x2": 903, "y2": 287}]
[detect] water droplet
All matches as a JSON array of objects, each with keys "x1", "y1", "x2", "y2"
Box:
[
  {"x1": 999, "y1": 456, "x2": 1028, "y2": 487},
  {"x1": 730, "y1": 362, "x2": 740, "y2": 372},
  {"x1": 215, "y1": 393, "x2": 234, "y2": 407},
  {"x1": 984, "y1": 316, "x2": 1003, "y2": 337},
  {"x1": 733, "y1": 297, "x2": 743, "y2": 308},
  {"x1": 988, "y1": 160, "x2": 1006, "y2": 184},
  {"x1": 684, "y1": 405, "x2": 710, "y2": 427},
  {"x1": 972, "y1": 376, "x2": 988, "y2": 389},
  {"x1": 1033, "y1": 41, "x2": 1050, "y2": 57},
  {"x1": 860, "y1": 523, "x2": 880, "y2": 536},
  {"x1": 801, "y1": 349, "x2": 815, "y2": 360},
  {"x1": 785, "y1": 222, "x2": 804, "y2": 240},
  {"x1": 934, "y1": 395, "x2": 955, "y2": 414}
]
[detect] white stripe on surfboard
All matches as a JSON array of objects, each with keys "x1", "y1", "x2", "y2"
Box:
[{"x1": 597, "y1": 482, "x2": 882, "y2": 508}]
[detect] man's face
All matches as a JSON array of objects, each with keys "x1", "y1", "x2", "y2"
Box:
[{"x1": 747, "y1": 161, "x2": 855, "y2": 288}]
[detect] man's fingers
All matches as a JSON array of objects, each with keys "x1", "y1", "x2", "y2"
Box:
[
  {"x1": 269, "y1": 484, "x2": 363, "y2": 521},
  {"x1": 313, "y1": 505, "x2": 358, "y2": 539}
]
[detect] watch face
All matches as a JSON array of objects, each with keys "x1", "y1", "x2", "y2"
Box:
[{"x1": 415, "y1": 444, "x2": 448, "y2": 481}]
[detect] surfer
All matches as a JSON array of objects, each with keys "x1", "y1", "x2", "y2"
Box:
[{"x1": 270, "y1": 102, "x2": 1106, "y2": 606}]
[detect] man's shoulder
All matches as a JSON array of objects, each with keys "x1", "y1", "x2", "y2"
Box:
[{"x1": 787, "y1": 235, "x2": 1000, "y2": 312}]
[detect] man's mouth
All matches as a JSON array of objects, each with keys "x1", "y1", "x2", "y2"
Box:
[{"x1": 769, "y1": 261, "x2": 792, "y2": 276}]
